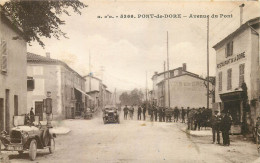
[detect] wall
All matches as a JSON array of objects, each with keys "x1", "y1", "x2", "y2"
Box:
[
  {"x1": 164, "y1": 75, "x2": 211, "y2": 108},
  {"x1": 0, "y1": 18, "x2": 27, "y2": 131},
  {"x1": 85, "y1": 76, "x2": 100, "y2": 92}
]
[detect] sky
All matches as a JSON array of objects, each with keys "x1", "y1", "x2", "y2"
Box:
[{"x1": 26, "y1": 1, "x2": 260, "y2": 92}]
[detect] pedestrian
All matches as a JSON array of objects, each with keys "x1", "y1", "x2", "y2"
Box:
[
  {"x1": 165, "y1": 107, "x2": 172, "y2": 122},
  {"x1": 162, "y1": 107, "x2": 166, "y2": 122},
  {"x1": 181, "y1": 107, "x2": 186, "y2": 123},
  {"x1": 211, "y1": 110, "x2": 221, "y2": 144},
  {"x1": 154, "y1": 106, "x2": 158, "y2": 122},
  {"x1": 195, "y1": 108, "x2": 202, "y2": 131},
  {"x1": 129, "y1": 105, "x2": 134, "y2": 120},
  {"x1": 30, "y1": 107, "x2": 35, "y2": 124},
  {"x1": 173, "y1": 107, "x2": 179, "y2": 122},
  {"x1": 123, "y1": 105, "x2": 128, "y2": 120},
  {"x1": 220, "y1": 111, "x2": 232, "y2": 146},
  {"x1": 158, "y1": 107, "x2": 162, "y2": 122},
  {"x1": 143, "y1": 105, "x2": 146, "y2": 120},
  {"x1": 138, "y1": 105, "x2": 142, "y2": 120}
]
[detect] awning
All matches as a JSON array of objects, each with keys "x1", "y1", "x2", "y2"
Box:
[
  {"x1": 219, "y1": 91, "x2": 243, "y2": 102},
  {"x1": 74, "y1": 87, "x2": 94, "y2": 100}
]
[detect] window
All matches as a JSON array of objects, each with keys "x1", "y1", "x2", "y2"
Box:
[
  {"x1": 225, "y1": 41, "x2": 233, "y2": 57},
  {"x1": 239, "y1": 64, "x2": 245, "y2": 87},
  {"x1": 27, "y1": 77, "x2": 35, "y2": 91},
  {"x1": 218, "y1": 72, "x2": 222, "y2": 91},
  {"x1": 227, "y1": 69, "x2": 232, "y2": 90},
  {"x1": 1, "y1": 39, "x2": 7, "y2": 73}
]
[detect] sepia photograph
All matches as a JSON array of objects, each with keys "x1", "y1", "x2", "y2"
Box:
[{"x1": 0, "y1": 0, "x2": 260, "y2": 162}]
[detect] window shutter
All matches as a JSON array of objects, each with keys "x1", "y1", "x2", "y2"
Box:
[{"x1": 1, "y1": 39, "x2": 7, "y2": 73}]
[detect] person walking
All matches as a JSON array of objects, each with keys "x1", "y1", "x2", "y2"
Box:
[
  {"x1": 123, "y1": 105, "x2": 128, "y2": 120},
  {"x1": 138, "y1": 105, "x2": 142, "y2": 120},
  {"x1": 181, "y1": 107, "x2": 186, "y2": 123},
  {"x1": 211, "y1": 110, "x2": 221, "y2": 144},
  {"x1": 220, "y1": 111, "x2": 232, "y2": 146}
]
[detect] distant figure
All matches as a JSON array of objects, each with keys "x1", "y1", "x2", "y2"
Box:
[
  {"x1": 30, "y1": 107, "x2": 35, "y2": 123},
  {"x1": 165, "y1": 107, "x2": 173, "y2": 122},
  {"x1": 181, "y1": 107, "x2": 186, "y2": 123},
  {"x1": 138, "y1": 106, "x2": 142, "y2": 120},
  {"x1": 123, "y1": 105, "x2": 128, "y2": 120},
  {"x1": 154, "y1": 106, "x2": 158, "y2": 122},
  {"x1": 143, "y1": 106, "x2": 146, "y2": 120},
  {"x1": 158, "y1": 107, "x2": 162, "y2": 122},
  {"x1": 173, "y1": 107, "x2": 180, "y2": 122},
  {"x1": 211, "y1": 110, "x2": 221, "y2": 144},
  {"x1": 129, "y1": 105, "x2": 134, "y2": 120}
]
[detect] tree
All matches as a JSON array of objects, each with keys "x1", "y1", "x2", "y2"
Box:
[
  {"x1": 1, "y1": 0, "x2": 87, "y2": 47},
  {"x1": 119, "y1": 89, "x2": 144, "y2": 105}
]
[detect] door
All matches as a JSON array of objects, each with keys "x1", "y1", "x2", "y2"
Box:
[
  {"x1": 0, "y1": 98, "x2": 4, "y2": 131},
  {"x1": 35, "y1": 101, "x2": 44, "y2": 121}
]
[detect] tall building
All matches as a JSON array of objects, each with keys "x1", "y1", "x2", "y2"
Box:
[
  {"x1": 27, "y1": 52, "x2": 88, "y2": 120},
  {"x1": 213, "y1": 17, "x2": 260, "y2": 133},
  {"x1": 0, "y1": 11, "x2": 27, "y2": 133}
]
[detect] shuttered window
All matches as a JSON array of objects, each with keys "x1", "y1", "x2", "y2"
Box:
[
  {"x1": 218, "y1": 72, "x2": 222, "y2": 91},
  {"x1": 239, "y1": 64, "x2": 245, "y2": 87},
  {"x1": 1, "y1": 39, "x2": 7, "y2": 73},
  {"x1": 227, "y1": 69, "x2": 232, "y2": 90},
  {"x1": 225, "y1": 41, "x2": 233, "y2": 58}
]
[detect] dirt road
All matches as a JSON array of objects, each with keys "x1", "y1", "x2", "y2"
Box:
[{"x1": 8, "y1": 112, "x2": 260, "y2": 163}]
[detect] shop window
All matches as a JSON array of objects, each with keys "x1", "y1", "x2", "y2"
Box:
[
  {"x1": 227, "y1": 69, "x2": 232, "y2": 90},
  {"x1": 218, "y1": 72, "x2": 222, "y2": 91},
  {"x1": 239, "y1": 64, "x2": 245, "y2": 87},
  {"x1": 225, "y1": 41, "x2": 233, "y2": 58},
  {"x1": 1, "y1": 39, "x2": 7, "y2": 73}
]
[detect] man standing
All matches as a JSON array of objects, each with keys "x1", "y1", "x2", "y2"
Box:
[
  {"x1": 154, "y1": 106, "x2": 158, "y2": 122},
  {"x1": 158, "y1": 107, "x2": 162, "y2": 122},
  {"x1": 162, "y1": 107, "x2": 166, "y2": 122},
  {"x1": 123, "y1": 105, "x2": 128, "y2": 120},
  {"x1": 138, "y1": 105, "x2": 142, "y2": 120},
  {"x1": 220, "y1": 111, "x2": 232, "y2": 146},
  {"x1": 181, "y1": 107, "x2": 186, "y2": 123},
  {"x1": 211, "y1": 110, "x2": 220, "y2": 144},
  {"x1": 29, "y1": 107, "x2": 35, "y2": 124},
  {"x1": 143, "y1": 105, "x2": 146, "y2": 120}
]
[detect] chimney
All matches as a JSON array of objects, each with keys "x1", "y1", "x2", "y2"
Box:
[
  {"x1": 46, "y1": 52, "x2": 50, "y2": 58},
  {"x1": 183, "y1": 63, "x2": 187, "y2": 71}
]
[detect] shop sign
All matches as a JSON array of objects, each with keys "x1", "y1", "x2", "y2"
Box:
[{"x1": 217, "y1": 51, "x2": 245, "y2": 69}]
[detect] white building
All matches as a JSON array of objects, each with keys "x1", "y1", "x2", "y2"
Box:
[{"x1": 213, "y1": 17, "x2": 260, "y2": 133}]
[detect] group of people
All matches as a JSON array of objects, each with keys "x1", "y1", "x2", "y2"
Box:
[
  {"x1": 123, "y1": 105, "x2": 147, "y2": 120},
  {"x1": 187, "y1": 107, "x2": 212, "y2": 131},
  {"x1": 211, "y1": 110, "x2": 232, "y2": 146}
]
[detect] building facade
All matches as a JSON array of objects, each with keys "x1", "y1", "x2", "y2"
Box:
[
  {"x1": 0, "y1": 12, "x2": 27, "y2": 133},
  {"x1": 152, "y1": 63, "x2": 213, "y2": 108},
  {"x1": 27, "y1": 53, "x2": 87, "y2": 120},
  {"x1": 213, "y1": 17, "x2": 260, "y2": 133}
]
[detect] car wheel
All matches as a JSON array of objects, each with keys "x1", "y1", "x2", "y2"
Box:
[
  {"x1": 49, "y1": 139, "x2": 55, "y2": 154},
  {"x1": 18, "y1": 151, "x2": 23, "y2": 155},
  {"x1": 29, "y1": 139, "x2": 37, "y2": 161},
  {"x1": 42, "y1": 129, "x2": 50, "y2": 147}
]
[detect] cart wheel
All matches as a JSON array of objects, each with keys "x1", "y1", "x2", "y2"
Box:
[
  {"x1": 49, "y1": 139, "x2": 55, "y2": 154},
  {"x1": 18, "y1": 151, "x2": 23, "y2": 155},
  {"x1": 29, "y1": 139, "x2": 37, "y2": 161}
]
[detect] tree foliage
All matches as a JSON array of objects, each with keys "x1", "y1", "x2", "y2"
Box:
[
  {"x1": 119, "y1": 89, "x2": 144, "y2": 105},
  {"x1": 1, "y1": 0, "x2": 87, "y2": 47}
]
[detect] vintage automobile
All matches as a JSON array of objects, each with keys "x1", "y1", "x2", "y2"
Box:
[
  {"x1": 103, "y1": 107, "x2": 120, "y2": 124},
  {"x1": 0, "y1": 115, "x2": 56, "y2": 161}
]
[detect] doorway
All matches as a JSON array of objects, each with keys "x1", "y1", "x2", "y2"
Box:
[{"x1": 35, "y1": 101, "x2": 44, "y2": 121}]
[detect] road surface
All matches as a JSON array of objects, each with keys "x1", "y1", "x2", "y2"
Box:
[{"x1": 8, "y1": 111, "x2": 260, "y2": 163}]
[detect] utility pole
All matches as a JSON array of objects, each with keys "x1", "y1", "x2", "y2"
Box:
[
  {"x1": 89, "y1": 50, "x2": 91, "y2": 92},
  {"x1": 207, "y1": 16, "x2": 209, "y2": 110},
  {"x1": 167, "y1": 31, "x2": 171, "y2": 108},
  {"x1": 163, "y1": 61, "x2": 166, "y2": 107},
  {"x1": 239, "y1": 4, "x2": 245, "y2": 26}
]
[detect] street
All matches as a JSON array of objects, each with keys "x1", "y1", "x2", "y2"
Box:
[{"x1": 8, "y1": 112, "x2": 260, "y2": 163}]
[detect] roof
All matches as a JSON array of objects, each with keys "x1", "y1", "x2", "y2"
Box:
[
  {"x1": 83, "y1": 75, "x2": 102, "y2": 82},
  {"x1": 152, "y1": 67, "x2": 199, "y2": 80},
  {"x1": 156, "y1": 73, "x2": 209, "y2": 86},
  {"x1": 27, "y1": 52, "x2": 85, "y2": 80},
  {"x1": 213, "y1": 17, "x2": 260, "y2": 50},
  {"x1": 87, "y1": 90, "x2": 99, "y2": 94}
]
